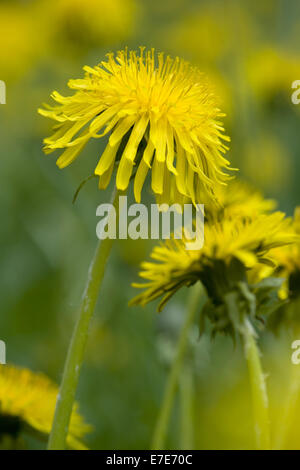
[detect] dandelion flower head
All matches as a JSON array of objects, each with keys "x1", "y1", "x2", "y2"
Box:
[
  {"x1": 0, "y1": 365, "x2": 91, "y2": 449},
  {"x1": 131, "y1": 211, "x2": 297, "y2": 311},
  {"x1": 203, "y1": 179, "x2": 276, "y2": 221},
  {"x1": 270, "y1": 207, "x2": 300, "y2": 299},
  {"x1": 39, "y1": 48, "x2": 231, "y2": 205}
]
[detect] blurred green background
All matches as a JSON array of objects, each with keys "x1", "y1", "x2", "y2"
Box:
[{"x1": 1, "y1": 0, "x2": 300, "y2": 449}]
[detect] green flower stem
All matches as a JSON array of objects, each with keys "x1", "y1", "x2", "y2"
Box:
[
  {"x1": 48, "y1": 187, "x2": 121, "y2": 450},
  {"x1": 179, "y1": 365, "x2": 194, "y2": 449},
  {"x1": 242, "y1": 318, "x2": 271, "y2": 450},
  {"x1": 151, "y1": 282, "x2": 202, "y2": 450}
]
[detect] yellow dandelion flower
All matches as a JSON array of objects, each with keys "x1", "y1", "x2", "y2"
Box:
[
  {"x1": 203, "y1": 179, "x2": 276, "y2": 221},
  {"x1": 131, "y1": 211, "x2": 296, "y2": 311},
  {"x1": 270, "y1": 208, "x2": 300, "y2": 299},
  {"x1": 0, "y1": 365, "x2": 91, "y2": 450},
  {"x1": 39, "y1": 48, "x2": 231, "y2": 205}
]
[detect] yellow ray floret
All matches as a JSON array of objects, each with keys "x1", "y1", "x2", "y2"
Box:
[
  {"x1": 0, "y1": 364, "x2": 92, "y2": 449},
  {"x1": 39, "y1": 48, "x2": 232, "y2": 205}
]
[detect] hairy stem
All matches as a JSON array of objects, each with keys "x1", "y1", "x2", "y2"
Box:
[
  {"x1": 242, "y1": 318, "x2": 271, "y2": 450},
  {"x1": 179, "y1": 365, "x2": 194, "y2": 449},
  {"x1": 151, "y1": 283, "x2": 202, "y2": 450},
  {"x1": 48, "y1": 188, "x2": 121, "y2": 450}
]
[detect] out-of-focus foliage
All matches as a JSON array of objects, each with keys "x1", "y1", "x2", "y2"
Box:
[
  {"x1": 0, "y1": 0, "x2": 139, "y2": 81},
  {"x1": 1, "y1": 0, "x2": 300, "y2": 450}
]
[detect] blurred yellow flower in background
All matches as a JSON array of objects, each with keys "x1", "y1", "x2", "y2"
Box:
[
  {"x1": 0, "y1": 2, "x2": 50, "y2": 81},
  {"x1": 246, "y1": 47, "x2": 300, "y2": 102},
  {"x1": 0, "y1": 365, "x2": 91, "y2": 450},
  {"x1": 170, "y1": 13, "x2": 229, "y2": 64},
  {"x1": 0, "y1": 0, "x2": 139, "y2": 82},
  {"x1": 39, "y1": 48, "x2": 231, "y2": 205},
  {"x1": 243, "y1": 135, "x2": 291, "y2": 192},
  {"x1": 203, "y1": 179, "x2": 276, "y2": 221},
  {"x1": 39, "y1": 0, "x2": 138, "y2": 54}
]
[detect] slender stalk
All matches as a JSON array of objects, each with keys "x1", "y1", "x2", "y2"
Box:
[
  {"x1": 48, "y1": 187, "x2": 121, "y2": 450},
  {"x1": 179, "y1": 365, "x2": 194, "y2": 449},
  {"x1": 151, "y1": 282, "x2": 202, "y2": 450},
  {"x1": 242, "y1": 318, "x2": 271, "y2": 450}
]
